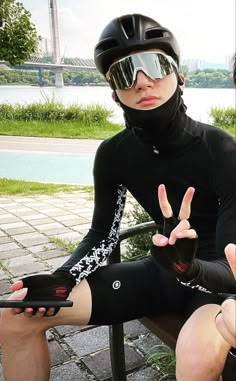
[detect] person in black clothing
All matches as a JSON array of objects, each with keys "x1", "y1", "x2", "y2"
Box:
[{"x1": 0, "y1": 14, "x2": 235, "y2": 381}]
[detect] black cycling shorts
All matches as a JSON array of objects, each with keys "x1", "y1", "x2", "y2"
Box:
[{"x1": 87, "y1": 256, "x2": 225, "y2": 325}]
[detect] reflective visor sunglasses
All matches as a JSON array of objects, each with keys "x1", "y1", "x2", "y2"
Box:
[{"x1": 107, "y1": 51, "x2": 178, "y2": 90}]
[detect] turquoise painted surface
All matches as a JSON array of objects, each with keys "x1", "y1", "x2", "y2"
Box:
[{"x1": 0, "y1": 152, "x2": 94, "y2": 185}]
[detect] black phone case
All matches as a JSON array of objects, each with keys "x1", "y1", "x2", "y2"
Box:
[{"x1": 0, "y1": 300, "x2": 73, "y2": 308}]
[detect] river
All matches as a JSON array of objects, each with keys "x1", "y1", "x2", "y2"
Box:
[{"x1": 0, "y1": 86, "x2": 235, "y2": 124}]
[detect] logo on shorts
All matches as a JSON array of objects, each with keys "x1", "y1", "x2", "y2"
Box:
[{"x1": 112, "y1": 280, "x2": 121, "y2": 290}]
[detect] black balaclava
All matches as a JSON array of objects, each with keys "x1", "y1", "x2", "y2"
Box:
[{"x1": 117, "y1": 85, "x2": 188, "y2": 153}]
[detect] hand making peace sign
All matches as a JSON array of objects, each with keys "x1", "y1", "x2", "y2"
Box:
[
  {"x1": 153, "y1": 184, "x2": 197, "y2": 246},
  {"x1": 151, "y1": 184, "x2": 198, "y2": 277}
]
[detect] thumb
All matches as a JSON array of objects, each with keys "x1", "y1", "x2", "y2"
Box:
[
  {"x1": 8, "y1": 288, "x2": 28, "y2": 301},
  {"x1": 10, "y1": 280, "x2": 24, "y2": 292},
  {"x1": 152, "y1": 233, "x2": 168, "y2": 246},
  {"x1": 225, "y1": 244, "x2": 236, "y2": 279}
]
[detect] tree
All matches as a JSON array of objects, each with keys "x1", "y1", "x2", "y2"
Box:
[{"x1": 0, "y1": 0, "x2": 39, "y2": 65}]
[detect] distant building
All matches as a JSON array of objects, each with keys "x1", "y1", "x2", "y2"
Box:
[
  {"x1": 181, "y1": 59, "x2": 203, "y2": 71},
  {"x1": 225, "y1": 55, "x2": 234, "y2": 71},
  {"x1": 181, "y1": 58, "x2": 229, "y2": 72}
]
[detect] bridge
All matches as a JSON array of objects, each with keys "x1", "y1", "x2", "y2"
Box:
[{"x1": 2, "y1": 0, "x2": 97, "y2": 87}]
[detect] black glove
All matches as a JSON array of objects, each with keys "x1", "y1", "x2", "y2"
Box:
[
  {"x1": 151, "y1": 215, "x2": 198, "y2": 278},
  {"x1": 22, "y1": 271, "x2": 76, "y2": 315}
]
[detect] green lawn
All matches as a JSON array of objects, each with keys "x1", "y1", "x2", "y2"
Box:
[
  {"x1": 0, "y1": 178, "x2": 93, "y2": 196},
  {"x1": 0, "y1": 120, "x2": 123, "y2": 139}
]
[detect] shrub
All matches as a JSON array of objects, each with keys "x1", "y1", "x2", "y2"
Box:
[
  {"x1": 210, "y1": 107, "x2": 236, "y2": 133},
  {"x1": 122, "y1": 201, "x2": 157, "y2": 262},
  {"x1": 0, "y1": 102, "x2": 113, "y2": 123}
]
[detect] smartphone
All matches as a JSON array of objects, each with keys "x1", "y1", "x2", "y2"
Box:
[{"x1": 0, "y1": 300, "x2": 73, "y2": 308}]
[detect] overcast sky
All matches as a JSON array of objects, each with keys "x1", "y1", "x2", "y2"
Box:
[{"x1": 21, "y1": 0, "x2": 235, "y2": 63}]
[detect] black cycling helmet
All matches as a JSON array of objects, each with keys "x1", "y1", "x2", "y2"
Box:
[{"x1": 94, "y1": 13, "x2": 180, "y2": 75}]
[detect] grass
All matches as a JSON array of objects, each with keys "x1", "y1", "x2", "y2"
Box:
[
  {"x1": 146, "y1": 344, "x2": 176, "y2": 380},
  {"x1": 48, "y1": 236, "x2": 78, "y2": 255},
  {"x1": 0, "y1": 120, "x2": 123, "y2": 139},
  {"x1": 0, "y1": 178, "x2": 94, "y2": 196}
]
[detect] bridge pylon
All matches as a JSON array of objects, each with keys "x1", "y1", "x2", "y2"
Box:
[{"x1": 49, "y1": 0, "x2": 64, "y2": 87}]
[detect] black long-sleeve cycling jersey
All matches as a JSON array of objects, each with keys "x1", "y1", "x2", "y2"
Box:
[{"x1": 58, "y1": 113, "x2": 236, "y2": 295}]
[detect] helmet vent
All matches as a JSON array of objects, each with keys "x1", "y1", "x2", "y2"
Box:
[
  {"x1": 120, "y1": 16, "x2": 135, "y2": 39},
  {"x1": 98, "y1": 38, "x2": 118, "y2": 53},
  {"x1": 145, "y1": 29, "x2": 170, "y2": 40}
]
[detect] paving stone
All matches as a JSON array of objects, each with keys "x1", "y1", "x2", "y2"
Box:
[
  {"x1": 54, "y1": 214, "x2": 78, "y2": 222},
  {"x1": 40, "y1": 209, "x2": 71, "y2": 217},
  {"x1": 21, "y1": 213, "x2": 49, "y2": 221},
  {"x1": 55, "y1": 325, "x2": 90, "y2": 336},
  {"x1": 37, "y1": 248, "x2": 65, "y2": 260},
  {"x1": 0, "y1": 278, "x2": 12, "y2": 293},
  {"x1": 49, "y1": 340, "x2": 70, "y2": 366},
  {"x1": 15, "y1": 210, "x2": 42, "y2": 218},
  {"x1": 46, "y1": 329, "x2": 55, "y2": 341},
  {"x1": 28, "y1": 217, "x2": 56, "y2": 226},
  {"x1": 28, "y1": 243, "x2": 57, "y2": 253},
  {"x1": 0, "y1": 248, "x2": 29, "y2": 260},
  {"x1": 50, "y1": 362, "x2": 87, "y2": 381},
  {"x1": 0, "y1": 242, "x2": 21, "y2": 252},
  {"x1": 0, "y1": 270, "x2": 8, "y2": 280},
  {"x1": 42, "y1": 227, "x2": 72, "y2": 236},
  {"x1": 124, "y1": 320, "x2": 150, "y2": 339},
  {"x1": 15, "y1": 235, "x2": 49, "y2": 247},
  {"x1": 127, "y1": 366, "x2": 160, "y2": 381},
  {"x1": 4, "y1": 226, "x2": 36, "y2": 235},
  {"x1": 83, "y1": 345, "x2": 145, "y2": 381},
  {"x1": 0, "y1": 214, "x2": 21, "y2": 223},
  {"x1": 46, "y1": 256, "x2": 70, "y2": 270},
  {"x1": 0, "y1": 236, "x2": 12, "y2": 244},
  {"x1": 3, "y1": 254, "x2": 37, "y2": 267},
  {"x1": 64, "y1": 326, "x2": 109, "y2": 357},
  {"x1": 35, "y1": 222, "x2": 64, "y2": 231},
  {"x1": 133, "y1": 333, "x2": 163, "y2": 356},
  {"x1": 62, "y1": 217, "x2": 88, "y2": 227},
  {"x1": 8, "y1": 261, "x2": 48, "y2": 276},
  {"x1": 54, "y1": 232, "x2": 81, "y2": 242},
  {"x1": 1, "y1": 221, "x2": 27, "y2": 230}
]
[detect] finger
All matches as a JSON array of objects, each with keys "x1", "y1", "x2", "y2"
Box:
[
  {"x1": 158, "y1": 184, "x2": 173, "y2": 218},
  {"x1": 10, "y1": 280, "x2": 24, "y2": 292},
  {"x1": 168, "y1": 219, "x2": 191, "y2": 244},
  {"x1": 169, "y1": 229, "x2": 197, "y2": 245},
  {"x1": 23, "y1": 307, "x2": 34, "y2": 317},
  {"x1": 225, "y1": 244, "x2": 236, "y2": 278},
  {"x1": 178, "y1": 187, "x2": 195, "y2": 220},
  {"x1": 7, "y1": 288, "x2": 27, "y2": 316},
  {"x1": 215, "y1": 301, "x2": 236, "y2": 347},
  {"x1": 34, "y1": 308, "x2": 47, "y2": 318},
  {"x1": 45, "y1": 307, "x2": 56, "y2": 317},
  {"x1": 152, "y1": 233, "x2": 169, "y2": 246},
  {"x1": 175, "y1": 229, "x2": 198, "y2": 240},
  {"x1": 220, "y1": 299, "x2": 236, "y2": 345}
]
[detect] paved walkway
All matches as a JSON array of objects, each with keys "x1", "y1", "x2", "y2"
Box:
[
  {"x1": 0, "y1": 136, "x2": 103, "y2": 155},
  {"x1": 0, "y1": 191, "x2": 165, "y2": 381}
]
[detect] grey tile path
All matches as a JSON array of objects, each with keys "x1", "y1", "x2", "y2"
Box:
[{"x1": 0, "y1": 190, "x2": 163, "y2": 380}]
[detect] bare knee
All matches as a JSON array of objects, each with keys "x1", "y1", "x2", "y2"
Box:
[
  {"x1": 0, "y1": 309, "x2": 47, "y2": 345},
  {"x1": 176, "y1": 335, "x2": 225, "y2": 380},
  {"x1": 175, "y1": 305, "x2": 230, "y2": 381}
]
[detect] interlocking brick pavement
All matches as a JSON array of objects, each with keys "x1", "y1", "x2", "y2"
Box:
[{"x1": 0, "y1": 191, "x2": 162, "y2": 380}]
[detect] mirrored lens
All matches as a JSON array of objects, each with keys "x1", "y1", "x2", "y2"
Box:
[{"x1": 108, "y1": 52, "x2": 176, "y2": 90}]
